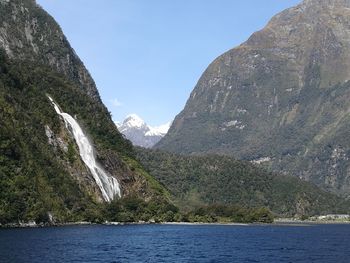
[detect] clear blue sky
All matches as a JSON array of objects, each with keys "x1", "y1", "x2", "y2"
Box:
[{"x1": 36, "y1": 0, "x2": 301, "y2": 126}]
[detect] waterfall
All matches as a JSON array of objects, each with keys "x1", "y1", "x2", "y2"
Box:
[{"x1": 48, "y1": 96, "x2": 121, "y2": 202}]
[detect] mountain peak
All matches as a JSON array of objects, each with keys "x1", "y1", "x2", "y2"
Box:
[
  {"x1": 117, "y1": 115, "x2": 170, "y2": 148},
  {"x1": 0, "y1": 0, "x2": 100, "y2": 101},
  {"x1": 123, "y1": 114, "x2": 146, "y2": 129},
  {"x1": 146, "y1": 122, "x2": 172, "y2": 137}
]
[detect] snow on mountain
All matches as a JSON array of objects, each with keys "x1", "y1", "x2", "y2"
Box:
[
  {"x1": 119, "y1": 114, "x2": 147, "y2": 130},
  {"x1": 146, "y1": 122, "x2": 171, "y2": 137},
  {"x1": 116, "y1": 114, "x2": 170, "y2": 148}
]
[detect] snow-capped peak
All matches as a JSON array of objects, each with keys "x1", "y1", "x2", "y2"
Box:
[
  {"x1": 120, "y1": 114, "x2": 147, "y2": 130},
  {"x1": 146, "y1": 122, "x2": 171, "y2": 136},
  {"x1": 115, "y1": 114, "x2": 171, "y2": 148}
]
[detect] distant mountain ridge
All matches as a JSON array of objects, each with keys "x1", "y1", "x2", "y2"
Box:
[{"x1": 117, "y1": 114, "x2": 170, "y2": 148}]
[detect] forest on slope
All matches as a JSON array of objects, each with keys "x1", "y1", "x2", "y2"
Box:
[
  {"x1": 137, "y1": 148, "x2": 350, "y2": 217},
  {"x1": 0, "y1": 51, "x2": 273, "y2": 225},
  {"x1": 0, "y1": 51, "x2": 174, "y2": 224}
]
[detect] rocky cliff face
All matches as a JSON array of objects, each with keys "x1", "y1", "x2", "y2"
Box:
[
  {"x1": 0, "y1": 0, "x2": 99, "y2": 100},
  {"x1": 156, "y1": 0, "x2": 350, "y2": 197}
]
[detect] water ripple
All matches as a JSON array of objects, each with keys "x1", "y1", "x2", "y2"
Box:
[{"x1": 1, "y1": 224, "x2": 350, "y2": 262}]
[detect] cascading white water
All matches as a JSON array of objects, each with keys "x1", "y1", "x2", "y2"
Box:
[{"x1": 48, "y1": 96, "x2": 121, "y2": 202}]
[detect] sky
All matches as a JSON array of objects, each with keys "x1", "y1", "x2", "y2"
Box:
[{"x1": 36, "y1": 0, "x2": 301, "y2": 126}]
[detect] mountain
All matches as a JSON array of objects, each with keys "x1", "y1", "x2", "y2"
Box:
[
  {"x1": 117, "y1": 114, "x2": 170, "y2": 148},
  {"x1": 136, "y1": 148, "x2": 350, "y2": 217},
  {"x1": 0, "y1": 0, "x2": 170, "y2": 224},
  {"x1": 2, "y1": 0, "x2": 348, "y2": 225},
  {"x1": 156, "y1": 0, "x2": 350, "y2": 197},
  {"x1": 0, "y1": 0, "x2": 99, "y2": 101}
]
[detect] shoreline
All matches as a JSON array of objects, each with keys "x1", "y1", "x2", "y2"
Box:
[
  {"x1": 274, "y1": 218, "x2": 350, "y2": 225},
  {"x1": 0, "y1": 221, "x2": 251, "y2": 228},
  {"x1": 1, "y1": 219, "x2": 350, "y2": 229},
  {"x1": 161, "y1": 222, "x2": 250, "y2": 226}
]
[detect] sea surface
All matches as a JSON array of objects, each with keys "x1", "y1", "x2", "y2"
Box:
[{"x1": 1, "y1": 223, "x2": 350, "y2": 262}]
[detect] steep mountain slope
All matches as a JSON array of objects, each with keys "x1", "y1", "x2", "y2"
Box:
[
  {"x1": 117, "y1": 114, "x2": 170, "y2": 148},
  {"x1": 0, "y1": 52, "x2": 171, "y2": 224},
  {"x1": 156, "y1": 0, "x2": 350, "y2": 197},
  {"x1": 137, "y1": 148, "x2": 350, "y2": 217},
  {"x1": 0, "y1": 0, "x2": 170, "y2": 224},
  {"x1": 0, "y1": 0, "x2": 99, "y2": 100}
]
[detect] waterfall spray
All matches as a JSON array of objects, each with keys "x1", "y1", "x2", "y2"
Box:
[{"x1": 48, "y1": 96, "x2": 121, "y2": 202}]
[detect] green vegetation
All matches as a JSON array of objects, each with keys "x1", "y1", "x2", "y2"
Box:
[
  {"x1": 0, "y1": 51, "x2": 92, "y2": 224},
  {"x1": 0, "y1": 43, "x2": 276, "y2": 225},
  {"x1": 0, "y1": 50, "x2": 286, "y2": 225},
  {"x1": 0, "y1": 50, "x2": 172, "y2": 225},
  {"x1": 3, "y1": 0, "x2": 349, "y2": 225},
  {"x1": 124, "y1": 157, "x2": 171, "y2": 198},
  {"x1": 103, "y1": 196, "x2": 179, "y2": 223},
  {"x1": 136, "y1": 148, "x2": 350, "y2": 217},
  {"x1": 0, "y1": 1, "x2": 278, "y2": 225},
  {"x1": 102, "y1": 197, "x2": 273, "y2": 224},
  {"x1": 182, "y1": 205, "x2": 273, "y2": 223}
]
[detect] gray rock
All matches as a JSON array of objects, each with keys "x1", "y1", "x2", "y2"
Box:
[
  {"x1": 156, "y1": 0, "x2": 350, "y2": 197},
  {"x1": 0, "y1": 0, "x2": 100, "y2": 101}
]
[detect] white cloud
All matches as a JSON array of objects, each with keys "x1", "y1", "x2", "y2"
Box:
[{"x1": 110, "y1": 98, "x2": 122, "y2": 107}]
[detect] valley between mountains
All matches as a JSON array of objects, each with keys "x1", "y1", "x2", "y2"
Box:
[{"x1": 1, "y1": 0, "x2": 350, "y2": 226}]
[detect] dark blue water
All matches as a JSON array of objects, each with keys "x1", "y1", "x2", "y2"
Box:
[{"x1": 1, "y1": 224, "x2": 350, "y2": 263}]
